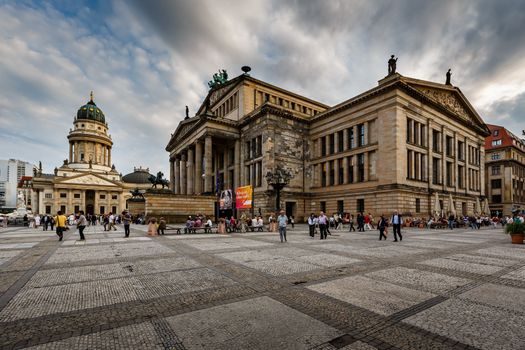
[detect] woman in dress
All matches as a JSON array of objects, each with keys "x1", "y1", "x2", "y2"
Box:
[{"x1": 147, "y1": 217, "x2": 158, "y2": 236}]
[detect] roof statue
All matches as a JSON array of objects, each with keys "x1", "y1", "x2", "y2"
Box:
[
  {"x1": 388, "y1": 55, "x2": 398, "y2": 75},
  {"x1": 185, "y1": 105, "x2": 189, "y2": 119},
  {"x1": 208, "y1": 69, "x2": 228, "y2": 89},
  {"x1": 446, "y1": 69, "x2": 452, "y2": 85}
]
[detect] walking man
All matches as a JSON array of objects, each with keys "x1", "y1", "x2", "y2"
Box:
[
  {"x1": 108, "y1": 212, "x2": 117, "y2": 231},
  {"x1": 348, "y1": 214, "x2": 356, "y2": 232},
  {"x1": 378, "y1": 214, "x2": 388, "y2": 241},
  {"x1": 391, "y1": 210, "x2": 403, "y2": 242},
  {"x1": 357, "y1": 212, "x2": 365, "y2": 232},
  {"x1": 54, "y1": 210, "x2": 67, "y2": 241},
  {"x1": 308, "y1": 213, "x2": 316, "y2": 238},
  {"x1": 277, "y1": 210, "x2": 288, "y2": 243},
  {"x1": 122, "y1": 210, "x2": 132, "y2": 237},
  {"x1": 76, "y1": 210, "x2": 87, "y2": 241},
  {"x1": 318, "y1": 211, "x2": 328, "y2": 240}
]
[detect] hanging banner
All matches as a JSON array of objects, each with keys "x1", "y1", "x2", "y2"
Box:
[
  {"x1": 235, "y1": 186, "x2": 253, "y2": 209},
  {"x1": 219, "y1": 189, "x2": 233, "y2": 210}
]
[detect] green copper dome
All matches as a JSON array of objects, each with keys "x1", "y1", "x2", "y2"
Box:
[{"x1": 76, "y1": 92, "x2": 105, "y2": 124}]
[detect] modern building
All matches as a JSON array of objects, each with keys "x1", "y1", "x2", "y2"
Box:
[
  {"x1": 485, "y1": 124, "x2": 525, "y2": 216},
  {"x1": 0, "y1": 159, "x2": 36, "y2": 209},
  {"x1": 166, "y1": 64, "x2": 490, "y2": 220},
  {"x1": 31, "y1": 93, "x2": 152, "y2": 215}
]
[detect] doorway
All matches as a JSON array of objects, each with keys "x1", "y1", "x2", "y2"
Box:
[
  {"x1": 285, "y1": 202, "x2": 296, "y2": 219},
  {"x1": 86, "y1": 190, "x2": 95, "y2": 215}
]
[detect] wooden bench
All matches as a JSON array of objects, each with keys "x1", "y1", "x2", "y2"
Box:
[{"x1": 165, "y1": 225, "x2": 217, "y2": 234}]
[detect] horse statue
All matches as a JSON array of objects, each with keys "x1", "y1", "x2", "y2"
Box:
[
  {"x1": 208, "y1": 69, "x2": 228, "y2": 88},
  {"x1": 148, "y1": 171, "x2": 169, "y2": 189}
]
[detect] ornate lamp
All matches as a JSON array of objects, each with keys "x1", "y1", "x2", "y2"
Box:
[{"x1": 265, "y1": 165, "x2": 293, "y2": 211}]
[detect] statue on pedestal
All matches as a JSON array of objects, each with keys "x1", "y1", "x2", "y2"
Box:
[
  {"x1": 388, "y1": 55, "x2": 398, "y2": 75},
  {"x1": 445, "y1": 69, "x2": 452, "y2": 85},
  {"x1": 185, "y1": 106, "x2": 189, "y2": 120}
]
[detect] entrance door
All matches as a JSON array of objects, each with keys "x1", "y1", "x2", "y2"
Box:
[
  {"x1": 85, "y1": 190, "x2": 95, "y2": 215},
  {"x1": 285, "y1": 202, "x2": 295, "y2": 219}
]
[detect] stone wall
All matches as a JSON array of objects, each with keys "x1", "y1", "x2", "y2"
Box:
[
  {"x1": 127, "y1": 200, "x2": 145, "y2": 216},
  {"x1": 144, "y1": 191, "x2": 215, "y2": 223}
]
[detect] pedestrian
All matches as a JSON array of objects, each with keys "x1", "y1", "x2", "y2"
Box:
[
  {"x1": 54, "y1": 210, "x2": 67, "y2": 241},
  {"x1": 357, "y1": 212, "x2": 364, "y2": 232},
  {"x1": 147, "y1": 217, "x2": 158, "y2": 236},
  {"x1": 76, "y1": 210, "x2": 87, "y2": 240},
  {"x1": 158, "y1": 217, "x2": 166, "y2": 235},
  {"x1": 448, "y1": 213, "x2": 455, "y2": 230},
  {"x1": 277, "y1": 210, "x2": 288, "y2": 243},
  {"x1": 348, "y1": 214, "x2": 355, "y2": 232},
  {"x1": 42, "y1": 214, "x2": 49, "y2": 231},
  {"x1": 122, "y1": 210, "x2": 132, "y2": 237},
  {"x1": 109, "y1": 212, "x2": 117, "y2": 231},
  {"x1": 50, "y1": 215, "x2": 55, "y2": 231},
  {"x1": 378, "y1": 214, "x2": 388, "y2": 240},
  {"x1": 290, "y1": 215, "x2": 295, "y2": 229},
  {"x1": 364, "y1": 213, "x2": 371, "y2": 230},
  {"x1": 318, "y1": 211, "x2": 328, "y2": 240},
  {"x1": 308, "y1": 213, "x2": 316, "y2": 238},
  {"x1": 34, "y1": 214, "x2": 41, "y2": 228},
  {"x1": 391, "y1": 210, "x2": 403, "y2": 242}
]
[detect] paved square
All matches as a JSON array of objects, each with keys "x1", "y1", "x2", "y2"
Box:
[{"x1": 0, "y1": 224, "x2": 523, "y2": 350}]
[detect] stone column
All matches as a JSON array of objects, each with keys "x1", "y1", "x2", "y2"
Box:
[
  {"x1": 334, "y1": 132, "x2": 339, "y2": 154},
  {"x1": 353, "y1": 157, "x2": 358, "y2": 182},
  {"x1": 174, "y1": 157, "x2": 180, "y2": 194},
  {"x1": 108, "y1": 147, "x2": 111, "y2": 168},
  {"x1": 187, "y1": 147, "x2": 194, "y2": 194},
  {"x1": 204, "y1": 136, "x2": 213, "y2": 192},
  {"x1": 169, "y1": 158, "x2": 175, "y2": 192},
  {"x1": 234, "y1": 140, "x2": 240, "y2": 190},
  {"x1": 180, "y1": 152, "x2": 187, "y2": 195},
  {"x1": 94, "y1": 191, "x2": 99, "y2": 215},
  {"x1": 81, "y1": 190, "x2": 86, "y2": 213},
  {"x1": 334, "y1": 159, "x2": 339, "y2": 185},
  {"x1": 69, "y1": 143, "x2": 73, "y2": 163},
  {"x1": 195, "y1": 141, "x2": 203, "y2": 194},
  {"x1": 325, "y1": 136, "x2": 330, "y2": 156},
  {"x1": 364, "y1": 152, "x2": 369, "y2": 182},
  {"x1": 343, "y1": 129, "x2": 349, "y2": 151},
  {"x1": 67, "y1": 189, "x2": 73, "y2": 214},
  {"x1": 364, "y1": 121, "x2": 369, "y2": 146}
]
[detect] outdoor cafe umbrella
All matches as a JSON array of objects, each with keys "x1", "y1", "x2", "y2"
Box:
[
  {"x1": 475, "y1": 197, "x2": 482, "y2": 216},
  {"x1": 483, "y1": 197, "x2": 491, "y2": 216},
  {"x1": 433, "y1": 192, "x2": 441, "y2": 217},
  {"x1": 448, "y1": 193, "x2": 457, "y2": 217}
]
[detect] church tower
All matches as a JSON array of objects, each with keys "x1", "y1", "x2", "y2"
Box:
[{"x1": 67, "y1": 92, "x2": 114, "y2": 172}]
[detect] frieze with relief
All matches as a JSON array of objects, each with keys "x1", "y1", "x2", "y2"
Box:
[
  {"x1": 417, "y1": 87, "x2": 472, "y2": 122},
  {"x1": 60, "y1": 174, "x2": 116, "y2": 186}
]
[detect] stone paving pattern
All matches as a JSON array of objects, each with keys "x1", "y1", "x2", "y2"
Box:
[{"x1": 0, "y1": 224, "x2": 524, "y2": 349}]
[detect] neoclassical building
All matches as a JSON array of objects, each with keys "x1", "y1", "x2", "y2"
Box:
[
  {"x1": 485, "y1": 124, "x2": 525, "y2": 216},
  {"x1": 31, "y1": 94, "x2": 151, "y2": 215},
  {"x1": 166, "y1": 65, "x2": 490, "y2": 220}
]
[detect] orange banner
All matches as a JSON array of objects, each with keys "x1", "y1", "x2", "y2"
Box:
[{"x1": 235, "y1": 186, "x2": 253, "y2": 209}]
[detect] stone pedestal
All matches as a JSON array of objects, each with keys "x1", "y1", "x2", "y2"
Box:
[{"x1": 143, "y1": 190, "x2": 215, "y2": 223}]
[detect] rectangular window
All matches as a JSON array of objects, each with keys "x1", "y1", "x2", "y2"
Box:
[
  {"x1": 329, "y1": 134, "x2": 335, "y2": 154},
  {"x1": 415, "y1": 198, "x2": 421, "y2": 213},
  {"x1": 457, "y1": 141, "x2": 464, "y2": 160},
  {"x1": 338, "y1": 131, "x2": 344, "y2": 152},
  {"x1": 246, "y1": 141, "x2": 251, "y2": 159},
  {"x1": 432, "y1": 130, "x2": 440, "y2": 152},
  {"x1": 329, "y1": 160, "x2": 335, "y2": 186},
  {"x1": 100, "y1": 206, "x2": 105, "y2": 214},
  {"x1": 348, "y1": 128, "x2": 354, "y2": 149},
  {"x1": 321, "y1": 137, "x2": 327, "y2": 156},
  {"x1": 446, "y1": 162, "x2": 453, "y2": 187},
  {"x1": 60, "y1": 205, "x2": 66, "y2": 213},
  {"x1": 60, "y1": 193, "x2": 67, "y2": 198},
  {"x1": 491, "y1": 179, "x2": 502, "y2": 189},
  {"x1": 446, "y1": 136, "x2": 453, "y2": 157},
  {"x1": 420, "y1": 125, "x2": 426, "y2": 146},
  {"x1": 348, "y1": 157, "x2": 354, "y2": 183},
  {"x1": 112, "y1": 206, "x2": 117, "y2": 214},
  {"x1": 45, "y1": 193, "x2": 52, "y2": 199},
  {"x1": 491, "y1": 139, "x2": 502, "y2": 146},
  {"x1": 320, "y1": 201, "x2": 326, "y2": 213},
  {"x1": 337, "y1": 200, "x2": 344, "y2": 213},
  {"x1": 74, "y1": 193, "x2": 81, "y2": 199},
  {"x1": 45, "y1": 205, "x2": 51, "y2": 214},
  {"x1": 414, "y1": 122, "x2": 419, "y2": 145},
  {"x1": 406, "y1": 119, "x2": 412, "y2": 143},
  {"x1": 432, "y1": 157, "x2": 440, "y2": 184},
  {"x1": 321, "y1": 165, "x2": 327, "y2": 187},
  {"x1": 357, "y1": 154, "x2": 365, "y2": 182},
  {"x1": 229, "y1": 148, "x2": 235, "y2": 165},
  {"x1": 357, "y1": 124, "x2": 365, "y2": 147},
  {"x1": 357, "y1": 199, "x2": 365, "y2": 213},
  {"x1": 407, "y1": 150, "x2": 412, "y2": 179},
  {"x1": 491, "y1": 165, "x2": 501, "y2": 175},
  {"x1": 492, "y1": 195, "x2": 502, "y2": 203},
  {"x1": 338, "y1": 159, "x2": 344, "y2": 185},
  {"x1": 491, "y1": 153, "x2": 501, "y2": 160},
  {"x1": 256, "y1": 161, "x2": 262, "y2": 187},
  {"x1": 111, "y1": 195, "x2": 118, "y2": 200},
  {"x1": 458, "y1": 165, "x2": 464, "y2": 188},
  {"x1": 74, "y1": 205, "x2": 80, "y2": 213},
  {"x1": 493, "y1": 130, "x2": 499, "y2": 136},
  {"x1": 100, "y1": 194, "x2": 106, "y2": 199},
  {"x1": 256, "y1": 135, "x2": 262, "y2": 157}
]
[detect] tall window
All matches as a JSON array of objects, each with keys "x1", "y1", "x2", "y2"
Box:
[
  {"x1": 446, "y1": 162, "x2": 453, "y2": 186},
  {"x1": 329, "y1": 160, "x2": 335, "y2": 185},
  {"x1": 491, "y1": 179, "x2": 501, "y2": 189},
  {"x1": 491, "y1": 153, "x2": 501, "y2": 160},
  {"x1": 321, "y1": 165, "x2": 327, "y2": 187},
  {"x1": 338, "y1": 159, "x2": 344, "y2": 185},
  {"x1": 491, "y1": 165, "x2": 501, "y2": 175},
  {"x1": 415, "y1": 198, "x2": 421, "y2": 213},
  {"x1": 446, "y1": 136, "x2": 453, "y2": 157},
  {"x1": 348, "y1": 128, "x2": 354, "y2": 149},
  {"x1": 406, "y1": 119, "x2": 412, "y2": 143},
  {"x1": 329, "y1": 134, "x2": 335, "y2": 154},
  {"x1": 457, "y1": 141, "x2": 464, "y2": 160},
  {"x1": 337, "y1": 200, "x2": 344, "y2": 213},
  {"x1": 432, "y1": 157, "x2": 440, "y2": 184},
  {"x1": 432, "y1": 130, "x2": 440, "y2": 152},
  {"x1": 407, "y1": 150, "x2": 412, "y2": 179},
  {"x1": 458, "y1": 165, "x2": 464, "y2": 188},
  {"x1": 357, "y1": 124, "x2": 365, "y2": 147},
  {"x1": 357, "y1": 154, "x2": 365, "y2": 182},
  {"x1": 320, "y1": 201, "x2": 326, "y2": 213},
  {"x1": 357, "y1": 199, "x2": 365, "y2": 213},
  {"x1": 338, "y1": 131, "x2": 344, "y2": 152},
  {"x1": 348, "y1": 156, "x2": 354, "y2": 183},
  {"x1": 321, "y1": 137, "x2": 327, "y2": 156}
]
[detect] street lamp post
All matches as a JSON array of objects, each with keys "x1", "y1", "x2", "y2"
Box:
[{"x1": 265, "y1": 165, "x2": 293, "y2": 211}]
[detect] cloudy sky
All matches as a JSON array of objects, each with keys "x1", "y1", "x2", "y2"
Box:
[{"x1": 1, "y1": 0, "x2": 524, "y2": 176}]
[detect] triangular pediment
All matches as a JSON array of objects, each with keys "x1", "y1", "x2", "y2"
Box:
[
  {"x1": 400, "y1": 78, "x2": 489, "y2": 135},
  {"x1": 57, "y1": 173, "x2": 119, "y2": 187}
]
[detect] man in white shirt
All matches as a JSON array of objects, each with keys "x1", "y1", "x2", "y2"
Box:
[
  {"x1": 391, "y1": 210, "x2": 402, "y2": 242},
  {"x1": 256, "y1": 216, "x2": 264, "y2": 231},
  {"x1": 108, "y1": 213, "x2": 117, "y2": 231}
]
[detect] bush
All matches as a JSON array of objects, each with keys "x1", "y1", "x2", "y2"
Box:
[{"x1": 505, "y1": 220, "x2": 525, "y2": 235}]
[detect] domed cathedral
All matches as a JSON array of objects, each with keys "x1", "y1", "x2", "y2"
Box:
[{"x1": 31, "y1": 93, "x2": 151, "y2": 216}]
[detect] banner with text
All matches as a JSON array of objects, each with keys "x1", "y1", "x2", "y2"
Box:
[{"x1": 235, "y1": 186, "x2": 253, "y2": 209}]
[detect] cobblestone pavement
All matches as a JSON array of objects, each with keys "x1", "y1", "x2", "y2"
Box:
[{"x1": 0, "y1": 223, "x2": 524, "y2": 349}]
